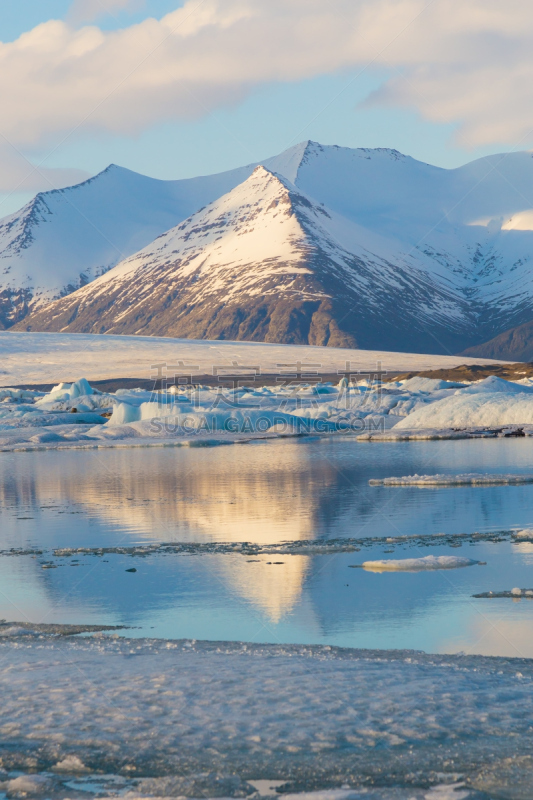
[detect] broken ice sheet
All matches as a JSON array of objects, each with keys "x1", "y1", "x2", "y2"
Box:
[{"x1": 0, "y1": 637, "x2": 530, "y2": 797}]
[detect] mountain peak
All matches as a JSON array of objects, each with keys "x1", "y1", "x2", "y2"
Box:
[{"x1": 250, "y1": 164, "x2": 293, "y2": 189}]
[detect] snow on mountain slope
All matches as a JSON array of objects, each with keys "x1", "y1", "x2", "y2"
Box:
[
  {"x1": 292, "y1": 143, "x2": 533, "y2": 323},
  {"x1": 16, "y1": 167, "x2": 479, "y2": 353},
  {"x1": 0, "y1": 140, "x2": 326, "y2": 330}
]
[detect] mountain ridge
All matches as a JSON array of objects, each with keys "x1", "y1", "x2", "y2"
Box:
[
  {"x1": 14, "y1": 165, "x2": 477, "y2": 352},
  {"x1": 7, "y1": 141, "x2": 533, "y2": 352}
]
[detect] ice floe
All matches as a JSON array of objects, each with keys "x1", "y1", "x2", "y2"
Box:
[
  {"x1": 358, "y1": 555, "x2": 481, "y2": 572},
  {"x1": 513, "y1": 528, "x2": 533, "y2": 539},
  {"x1": 369, "y1": 473, "x2": 533, "y2": 486},
  {"x1": 0, "y1": 528, "x2": 513, "y2": 564},
  {"x1": 473, "y1": 588, "x2": 533, "y2": 598}
]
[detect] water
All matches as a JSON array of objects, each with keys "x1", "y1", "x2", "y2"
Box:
[{"x1": 2, "y1": 437, "x2": 533, "y2": 657}]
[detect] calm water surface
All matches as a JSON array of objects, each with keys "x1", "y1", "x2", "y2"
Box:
[{"x1": 1, "y1": 437, "x2": 533, "y2": 657}]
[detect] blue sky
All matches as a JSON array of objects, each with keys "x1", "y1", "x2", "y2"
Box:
[{"x1": 0, "y1": 1, "x2": 527, "y2": 216}]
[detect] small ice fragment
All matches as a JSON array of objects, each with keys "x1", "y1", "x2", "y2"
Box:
[
  {"x1": 511, "y1": 587, "x2": 522, "y2": 596},
  {"x1": 4, "y1": 775, "x2": 50, "y2": 794},
  {"x1": 52, "y1": 755, "x2": 89, "y2": 773}
]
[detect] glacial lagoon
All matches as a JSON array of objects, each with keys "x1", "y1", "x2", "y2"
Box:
[{"x1": 3, "y1": 436, "x2": 533, "y2": 658}]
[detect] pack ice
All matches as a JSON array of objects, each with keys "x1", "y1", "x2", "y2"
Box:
[
  {"x1": 1, "y1": 364, "x2": 533, "y2": 452},
  {"x1": 0, "y1": 634, "x2": 532, "y2": 799}
]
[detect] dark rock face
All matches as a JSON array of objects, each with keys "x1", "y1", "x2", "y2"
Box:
[
  {"x1": 0, "y1": 288, "x2": 33, "y2": 329},
  {"x1": 461, "y1": 319, "x2": 533, "y2": 361}
]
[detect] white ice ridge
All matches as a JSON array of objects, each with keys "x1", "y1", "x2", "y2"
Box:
[
  {"x1": 360, "y1": 555, "x2": 481, "y2": 572},
  {"x1": 369, "y1": 473, "x2": 533, "y2": 486},
  {"x1": 0, "y1": 636, "x2": 532, "y2": 797}
]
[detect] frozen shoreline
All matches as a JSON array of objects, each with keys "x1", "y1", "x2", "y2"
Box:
[{"x1": 0, "y1": 633, "x2": 531, "y2": 798}]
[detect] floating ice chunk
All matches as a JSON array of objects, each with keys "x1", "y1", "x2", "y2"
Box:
[
  {"x1": 0, "y1": 625, "x2": 40, "y2": 637},
  {"x1": 36, "y1": 378, "x2": 98, "y2": 406},
  {"x1": 52, "y1": 755, "x2": 89, "y2": 773},
  {"x1": 400, "y1": 377, "x2": 466, "y2": 392},
  {"x1": 513, "y1": 529, "x2": 533, "y2": 538},
  {"x1": 474, "y1": 588, "x2": 533, "y2": 598},
  {"x1": 369, "y1": 473, "x2": 533, "y2": 486},
  {"x1": 423, "y1": 784, "x2": 470, "y2": 800},
  {"x1": 1, "y1": 775, "x2": 50, "y2": 794},
  {"x1": 69, "y1": 378, "x2": 95, "y2": 399},
  {"x1": 108, "y1": 402, "x2": 142, "y2": 425},
  {"x1": 0, "y1": 387, "x2": 43, "y2": 403},
  {"x1": 361, "y1": 555, "x2": 481, "y2": 572}
]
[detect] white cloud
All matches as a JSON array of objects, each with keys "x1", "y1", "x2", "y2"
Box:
[
  {"x1": 68, "y1": 0, "x2": 145, "y2": 25},
  {"x1": 1, "y1": 0, "x2": 533, "y2": 155}
]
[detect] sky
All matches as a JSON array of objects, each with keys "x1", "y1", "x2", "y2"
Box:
[{"x1": 1, "y1": 0, "x2": 532, "y2": 216}]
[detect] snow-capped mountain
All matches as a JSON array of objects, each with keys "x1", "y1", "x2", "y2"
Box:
[
  {"x1": 13, "y1": 166, "x2": 476, "y2": 352},
  {"x1": 9, "y1": 140, "x2": 533, "y2": 352},
  {"x1": 0, "y1": 148, "x2": 302, "y2": 329}
]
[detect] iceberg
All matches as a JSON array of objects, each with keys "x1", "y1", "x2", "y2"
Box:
[
  {"x1": 5, "y1": 366, "x2": 533, "y2": 452},
  {"x1": 395, "y1": 377, "x2": 533, "y2": 430}
]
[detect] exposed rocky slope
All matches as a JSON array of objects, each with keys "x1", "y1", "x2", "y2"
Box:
[{"x1": 462, "y1": 319, "x2": 533, "y2": 361}]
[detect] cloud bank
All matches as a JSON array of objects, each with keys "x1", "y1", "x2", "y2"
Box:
[
  {"x1": 0, "y1": 144, "x2": 90, "y2": 194},
  {"x1": 1, "y1": 0, "x2": 533, "y2": 191}
]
